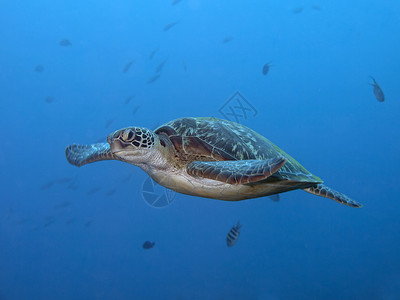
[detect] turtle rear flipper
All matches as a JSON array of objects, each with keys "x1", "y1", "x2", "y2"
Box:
[
  {"x1": 304, "y1": 184, "x2": 362, "y2": 208},
  {"x1": 187, "y1": 157, "x2": 286, "y2": 185},
  {"x1": 66, "y1": 143, "x2": 115, "y2": 167}
]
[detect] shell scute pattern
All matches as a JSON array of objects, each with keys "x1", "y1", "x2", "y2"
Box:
[{"x1": 155, "y1": 117, "x2": 321, "y2": 183}]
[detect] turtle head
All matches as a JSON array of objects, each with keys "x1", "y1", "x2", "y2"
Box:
[{"x1": 107, "y1": 127, "x2": 157, "y2": 164}]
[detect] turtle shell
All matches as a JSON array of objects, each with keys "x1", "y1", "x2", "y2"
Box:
[{"x1": 155, "y1": 117, "x2": 321, "y2": 183}]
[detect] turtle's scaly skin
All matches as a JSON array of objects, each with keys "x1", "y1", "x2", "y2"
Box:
[
  {"x1": 65, "y1": 117, "x2": 362, "y2": 207},
  {"x1": 66, "y1": 143, "x2": 115, "y2": 167}
]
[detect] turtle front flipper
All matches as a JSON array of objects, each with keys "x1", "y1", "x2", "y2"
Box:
[
  {"x1": 303, "y1": 184, "x2": 362, "y2": 208},
  {"x1": 65, "y1": 143, "x2": 115, "y2": 167},
  {"x1": 187, "y1": 157, "x2": 286, "y2": 185}
]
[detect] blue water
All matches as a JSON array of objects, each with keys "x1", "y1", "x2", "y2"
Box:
[{"x1": 1, "y1": 0, "x2": 400, "y2": 299}]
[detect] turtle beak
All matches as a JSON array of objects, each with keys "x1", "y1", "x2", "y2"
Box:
[{"x1": 109, "y1": 138, "x2": 128, "y2": 155}]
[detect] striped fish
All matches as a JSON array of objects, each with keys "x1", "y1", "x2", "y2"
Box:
[
  {"x1": 226, "y1": 221, "x2": 242, "y2": 247},
  {"x1": 369, "y1": 76, "x2": 385, "y2": 102}
]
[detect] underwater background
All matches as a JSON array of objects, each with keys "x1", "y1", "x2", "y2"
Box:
[{"x1": 1, "y1": 0, "x2": 400, "y2": 299}]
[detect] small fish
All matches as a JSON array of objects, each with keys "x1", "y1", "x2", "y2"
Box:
[
  {"x1": 44, "y1": 216, "x2": 55, "y2": 222},
  {"x1": 122, "y1": 173, "x2": 133, "y2": 182},
  {"x1": 262, "y1": 62, "x2": 272, "y2": 75},
  {"x1": 147, "y1": 74, "x2": 160, "y2": 84},
  {"x1": 222, "y1": 36, "x2": 233, "y2": 44},
  {"x1": 44, "y1": 220, "x2": 55, "y2": 227},
  {"x1": 67, "y1": 184, "x2": 79, "y2": 191},
  {"x1": 182, "y1": 60, "x2": 187, "y2": 72},
  {"x1": 123, "y1": 60, "x2": 134, "y2": 73},
  {"x1": 163, "y1": 21, "x2": 180, "y2": 32},
  {"x1": 369, "y1": 76, "x2": 385, "y2": 102},
  {"x1": 59, "y1": 39, "x2": 72, "y2": 46},
  {"x1": 226, "y1": 221, "x2": 242, "y2": 247},
  {"x1": 45, "y1": 96, "x2": 54, "y2": 103},
  {"x1": 17, "y1": 218, "x2": 29, "y2": 225},
  {"x1": 84, "y1": 220, "x2": 93, "y2": 227},
  {"x1": 6, "y1": 205, "x2": 13, "y2": 220},
  {"x1": 44, "y1": 216, "x2": 55, "y2": 227},
  {"x1": 34, "y1": 65, "x2": 44, "y2": 72},
  {"x1": 142, "y1": 241, "x2": 155, "y2": 249},
  {"x1": 105, "y1": 117, "x2": 116, "y2": 129},
  {"x1": 292, "y1": 7, "x2": 304, "y2": 14},
  {"x1": 65, "y1": 218, "x2": 75, "y2": 224},
  {"x1": 269, "y1": 194, "x2": 280, "y2": 202},
  {"x1": 41, "y1": 181, "x2": 54, "y2": 190},
  {"x1": 155, "y1": 58, "x2": 168, "y2": 73},
  {"x1": 87, "y1": 187, "x2": 101, "y2": 195},
  {"x1": 53, "y1": 201, "x2": 71, "y2": 209},
  {"x1": 67, "y1": 176, "x2": 79, "y2": 190},
  {"x1": 54, "y1": 177, "x2": 74, "y2": 184},
  {"x1": 171, "y1": 0, "x2": 182, "y2": 5},
  {"x1": 125, "y1": 95, "x2": 135, "y2": 104},
  {"x1": 105, "y1": 188, "x2": 116, "y2": 196},
  {"x1": 311, "y1": 4, "x2": 321, "y2": 11},
  {"x1": 132, "y1": 105, "x2": 141, "y2": 115},
  {"x1": 149, "y1": 47, "x2": 159, "y2": 60}
]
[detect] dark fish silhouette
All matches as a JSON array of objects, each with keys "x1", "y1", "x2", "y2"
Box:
[
  {"x1": 182, "y1": 60, "x2": 187, "y2": 72},
  {"x1": 54, "y1": 177, "x2": 74, "y2": 184},
  {"x1": 171, "y1": 0, "x2": 182, "y2": 5},
  {"x1": 34, "y1": 65, "x2": 44, "y2": 72},
  {"x1": 149, "y1": 47, "x2": 159, "y2": 60},
  {"x1": 105, "y1": 188, "x2": 116, "y2": 196},
  {"x1": 87, "y1": 187, "x2": 101, "y2": 195},
  {"x1": 59, "y1": 39, "x2": 72, "y2": 46},
  {"x1": 53, "y1": 201, "x2": 71, "y2": 209},
  {"x1": 41, "y1": 177, "x2": 73, "y2": 190},
  {"x1": 227, "y1": 221, "x2": 242, "y2": 247},
  {"x1": 123, "y1": 60, "x2": 134, "y2": 73},
  {"x1": 262, "y1": 62, "x2": 272, "y2": 75},
  {"x1": 45, "y1": 96, "x2": 54, "y2": 103},
  {"x1": 147, "y1": 74, "x2": 160, "y2": 84},
  {"x1": 222, "y1": 36, "x2": 233, "y2": 44},
  {"x1": 44, "y1": 216, "x2": 55, "y2": 227},
  {"x1": 163, "y1": 21, "x2": 180, "y2": 32},
  {"x1": 142, "y1": 241, "x2": 155, "y2": 249},
  {"x1": 155, "y1": 58, "x2": 168, "y2": 73},
  {"x1": 122, "y1": 173, "x2": 133, "y2": 182},
  {"x1": 269, "y1": 194, "x2": 280, "y2": 202},
  {"x1": 292, "y1": 7, "x2": 304, "y2": 14},
  {"x1": 44, "y1": 220, "x2": 55, "y2": 227},
  {"x1": 312, "y1": 4, "x2": 321, "y2": 11},
  {"x1": 369, "y1": 76, "x2": 385, "y2": 102},
  {"x1": 65, "y1": 218, "x2": 75, "y2": 224},
  {"x1": 105, "y1": 117, "x2": 116, "y2": 129},
  {"x1": 67, "y1": 183, "x2": 79, "y2": 190},
  {"x1": 125, "y1": 95, "x2": 135, "y2": 104},
  {"x1": 66, "y1": 176, "x2": 79, "y2": 190},
  {"x1": 6, "y1": 205, "x2": 13, "y2": 220},
  {"x1": 41, "y1": 181, "x2": 54, "y2": 190},
  {"x1": 17, "y1": 218, "x2": 29, "y2": 225},
  {"x1": 132, "y1": 105, "x2": 141, "y2": 115}
]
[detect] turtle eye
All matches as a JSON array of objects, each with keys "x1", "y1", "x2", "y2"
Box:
[{"x1": 121, "y1": 129, "x2": 135, "y2": 142}]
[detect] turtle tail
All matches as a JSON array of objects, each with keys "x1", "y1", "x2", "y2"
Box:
[
  {"x1": 65, "y1": 143, "x2": 115, "y2": 167},
  {"x1": 303, "y1": 184, "x2": 362, "y2": 208}
]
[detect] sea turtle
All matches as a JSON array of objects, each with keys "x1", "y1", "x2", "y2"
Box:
[{"x1": 65, "y1": 117, "x2": 361, "y2": 208}]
